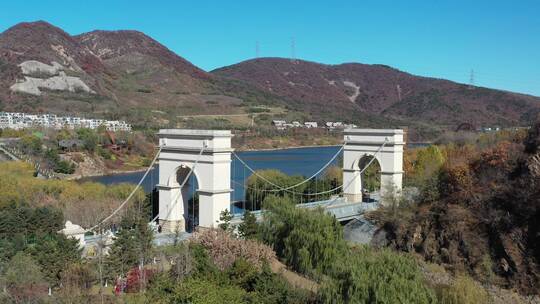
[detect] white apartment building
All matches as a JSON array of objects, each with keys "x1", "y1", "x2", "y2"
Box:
[
  {"x1": 0, "y1": 112, "x2": 132, "y2": 132},
  {"x1": 304, "y1": 122, "x2": 318, "y2": 128},
  {"x1": 270, "y1": 120, "x2": 354, "y2": 130}
]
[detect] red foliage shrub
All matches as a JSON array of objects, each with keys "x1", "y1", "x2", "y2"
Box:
[
  {"x1": 471, "y1": 141, "x2": 516, "y2": 173},
  {"x1": 125, "y1": 267, "x2": 156, "y2": 293},
  {"x1": 469, "y1": 141, "x2": 521, "y2": 192}
]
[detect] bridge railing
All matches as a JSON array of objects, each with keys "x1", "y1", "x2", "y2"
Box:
[{"x1": 230, "y1": 197, "x2": 380, "y2": 225}]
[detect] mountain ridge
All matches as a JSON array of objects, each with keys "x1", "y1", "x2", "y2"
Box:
[
  {"x1": 212, "y1": 57, "x2": 540, "y2": 126},
  {"x1": 0, "y1": 21, "x2": 538, "y2": 132}
]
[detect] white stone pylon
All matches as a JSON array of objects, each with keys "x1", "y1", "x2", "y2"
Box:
[{"x1": 157, "y1": 129, "x2": 233, "y2": 232}]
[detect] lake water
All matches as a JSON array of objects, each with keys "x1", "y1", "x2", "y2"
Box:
[
  {"x1": 81, "y1": 143, "x2": 429, "y2": 202},
  {"x1": 80, "y1": 146, "x2": 343, "y2": 202}
]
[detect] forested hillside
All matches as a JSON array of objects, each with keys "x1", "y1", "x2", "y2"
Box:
[
  {"x1": 369, "y1": 121, "x2": 540, "y2": 296},
  {"x1": 213, "y1": 58, "x2": 540, "y2": 127},
  {"x1": 1, "y1": 21, "x2": 538, "y2": 135},
  {"x1": 1, "y1": 124, "x2": 539, "y2": 302}
]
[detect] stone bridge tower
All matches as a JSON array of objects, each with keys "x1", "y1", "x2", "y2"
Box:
[
  {"x1": 342, "y1": 129, "x2": 404, "y2": 203},
  {"x1": 157, "y1": 129, "x2": 233, "y2": 232}
]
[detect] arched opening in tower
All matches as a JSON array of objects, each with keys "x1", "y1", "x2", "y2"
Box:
[
  {"x1": 175, "y1": 166, "x2": 199, "y2": 232},
  {"x1": 358, "y1": 155, "x2": 381, "y2": 202}
]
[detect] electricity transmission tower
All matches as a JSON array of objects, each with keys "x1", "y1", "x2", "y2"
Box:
[
  {"x1": 469, "y1": 69, "x2": 475, "y2": 89},
  {"x1": 291, "y1": 37, "x2": 296, "y2": 63},
  {"x1": 255, "y1": 41, "x2": 260, "y2": 58}
]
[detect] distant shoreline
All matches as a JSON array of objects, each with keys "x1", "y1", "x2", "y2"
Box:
[
  {"x1": 235, "y1": 142, "x2": 431, "y2": 152},
  {"x1": 235, "y1": 144, "x2": 341, "y2": 152},
  {"x1": 72, "y1": 144, "x2": 342, "y2": 180},
  {"x1": 68, "y1": 142, "x2": 431, "y2": 181},
  {"x1": 67, "y1": 167, "x2": 150, "y2": 181}
]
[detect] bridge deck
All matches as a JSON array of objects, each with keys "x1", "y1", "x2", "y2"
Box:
[
  {"x1": 84, "y1": 194, "x2": 382, "y2": 251},
  {"x1": 230, "y1": 195, "x2": 380, "y2": 225}
]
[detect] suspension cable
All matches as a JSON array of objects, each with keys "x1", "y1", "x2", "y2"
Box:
[
  {"x1": 323, "y1": 138, "x2": 388, "y2": 207},
  {"x1": 231, "y1": 179, "x2": 341, "y2": 197},
  {"x1": 93, "y1": 139, "x2": 385, "y2": 232},
  {"x1": 232, "y1": 143, "x2": 345, "y2": 193},
  {"x1": 87, "y1": 147, "x2": 162, "y2": 232},
  {"x1": 232, "y1": 139, "x2": 388, "y2": 198},
  {"x1": 149, "y1": 145, "x2": 205, "y2": 225}
]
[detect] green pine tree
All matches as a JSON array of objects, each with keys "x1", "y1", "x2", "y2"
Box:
[
  {"x1": 105, "y1": 228, "x2": 138, "y2": 279},
  {"x1": 218, "y1": 209, "x2": 233, "y2": 232},
  {"x1": 105, "y1": 214, "x2": 154, "y2": 279},
  {"x1": 26, "y1": 234, "x2": 81, "y2": 286},
  {"x1": 238, "y1": 210, "x2": 258, "y2": 239}
]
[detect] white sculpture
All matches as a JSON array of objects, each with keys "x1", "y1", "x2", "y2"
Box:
[{"x1": 59, "y1": 221, "x2": 86, "y2": 248}]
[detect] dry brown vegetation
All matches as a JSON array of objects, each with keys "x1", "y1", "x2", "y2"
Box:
[
  {"x1": 371, "y1": 125, "x2": 540, "y2": 295},
  {"x1": 191, "y1": 228, "x2": 276, "y2": 271},
  {"x1": 3, "y1": 21, "x2": 538, "y2": 140},
  {"x1": 213, "y1": 58, "x2": 540, "y2": 127},
  {"x1": 0, "y1": 161, "x2": 145, "y2": 228}
]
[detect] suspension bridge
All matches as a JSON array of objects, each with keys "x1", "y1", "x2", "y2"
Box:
[{"x1": 68, "y1": 128, "x2": 404, "y2": 249}]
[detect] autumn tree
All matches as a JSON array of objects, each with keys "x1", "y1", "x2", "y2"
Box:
[
  {"x1": 407, "y1": 145, "x2": 446, "y2": 202},
  {"x1": 2, "y1": 253, "x2": 47, "y2": 303},
  {"x1": 58, "y1": 263, "x2": 96, "y2": 301}
]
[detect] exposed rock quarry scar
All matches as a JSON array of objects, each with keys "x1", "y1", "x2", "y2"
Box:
[
  {"x1": 343, "y1": 80, "x2": 360, "y2": 102},
  {"x1": 9, "y1": 60, "x2": 94, "y2": 96}
]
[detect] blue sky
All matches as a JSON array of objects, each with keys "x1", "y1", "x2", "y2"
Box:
[{"x1": 1, "y1": 0, "x2": 539, "y2": 96}]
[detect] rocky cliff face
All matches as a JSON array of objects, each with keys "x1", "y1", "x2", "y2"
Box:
[
  {"x1": 10, "y1": 60, "x2": 95, "y2": 96},
  {"x1": 0, "y1": 22, "x2": 104, "y2": 102},
  {"x1": 0, "y1": 21, "x2": 240, "y2": 116},
  {"x1": 76, "y1": 30, "x2": 209, "y2": 79}
]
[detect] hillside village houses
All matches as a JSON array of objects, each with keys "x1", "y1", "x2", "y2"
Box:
[
  {"x1": 0, "y1": 112, "x2": 132, "y2": 132},
  {"x1": 272, "y1": 119, "x2": 356, "y2": 130}
]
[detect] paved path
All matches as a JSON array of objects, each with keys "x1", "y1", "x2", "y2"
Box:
[
  {"x1": 84, "y1": 231, "x2": 192, "y2": 250},
  {"x1": 230, "y1": 195, "x2": 380, "y2": 225}
]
